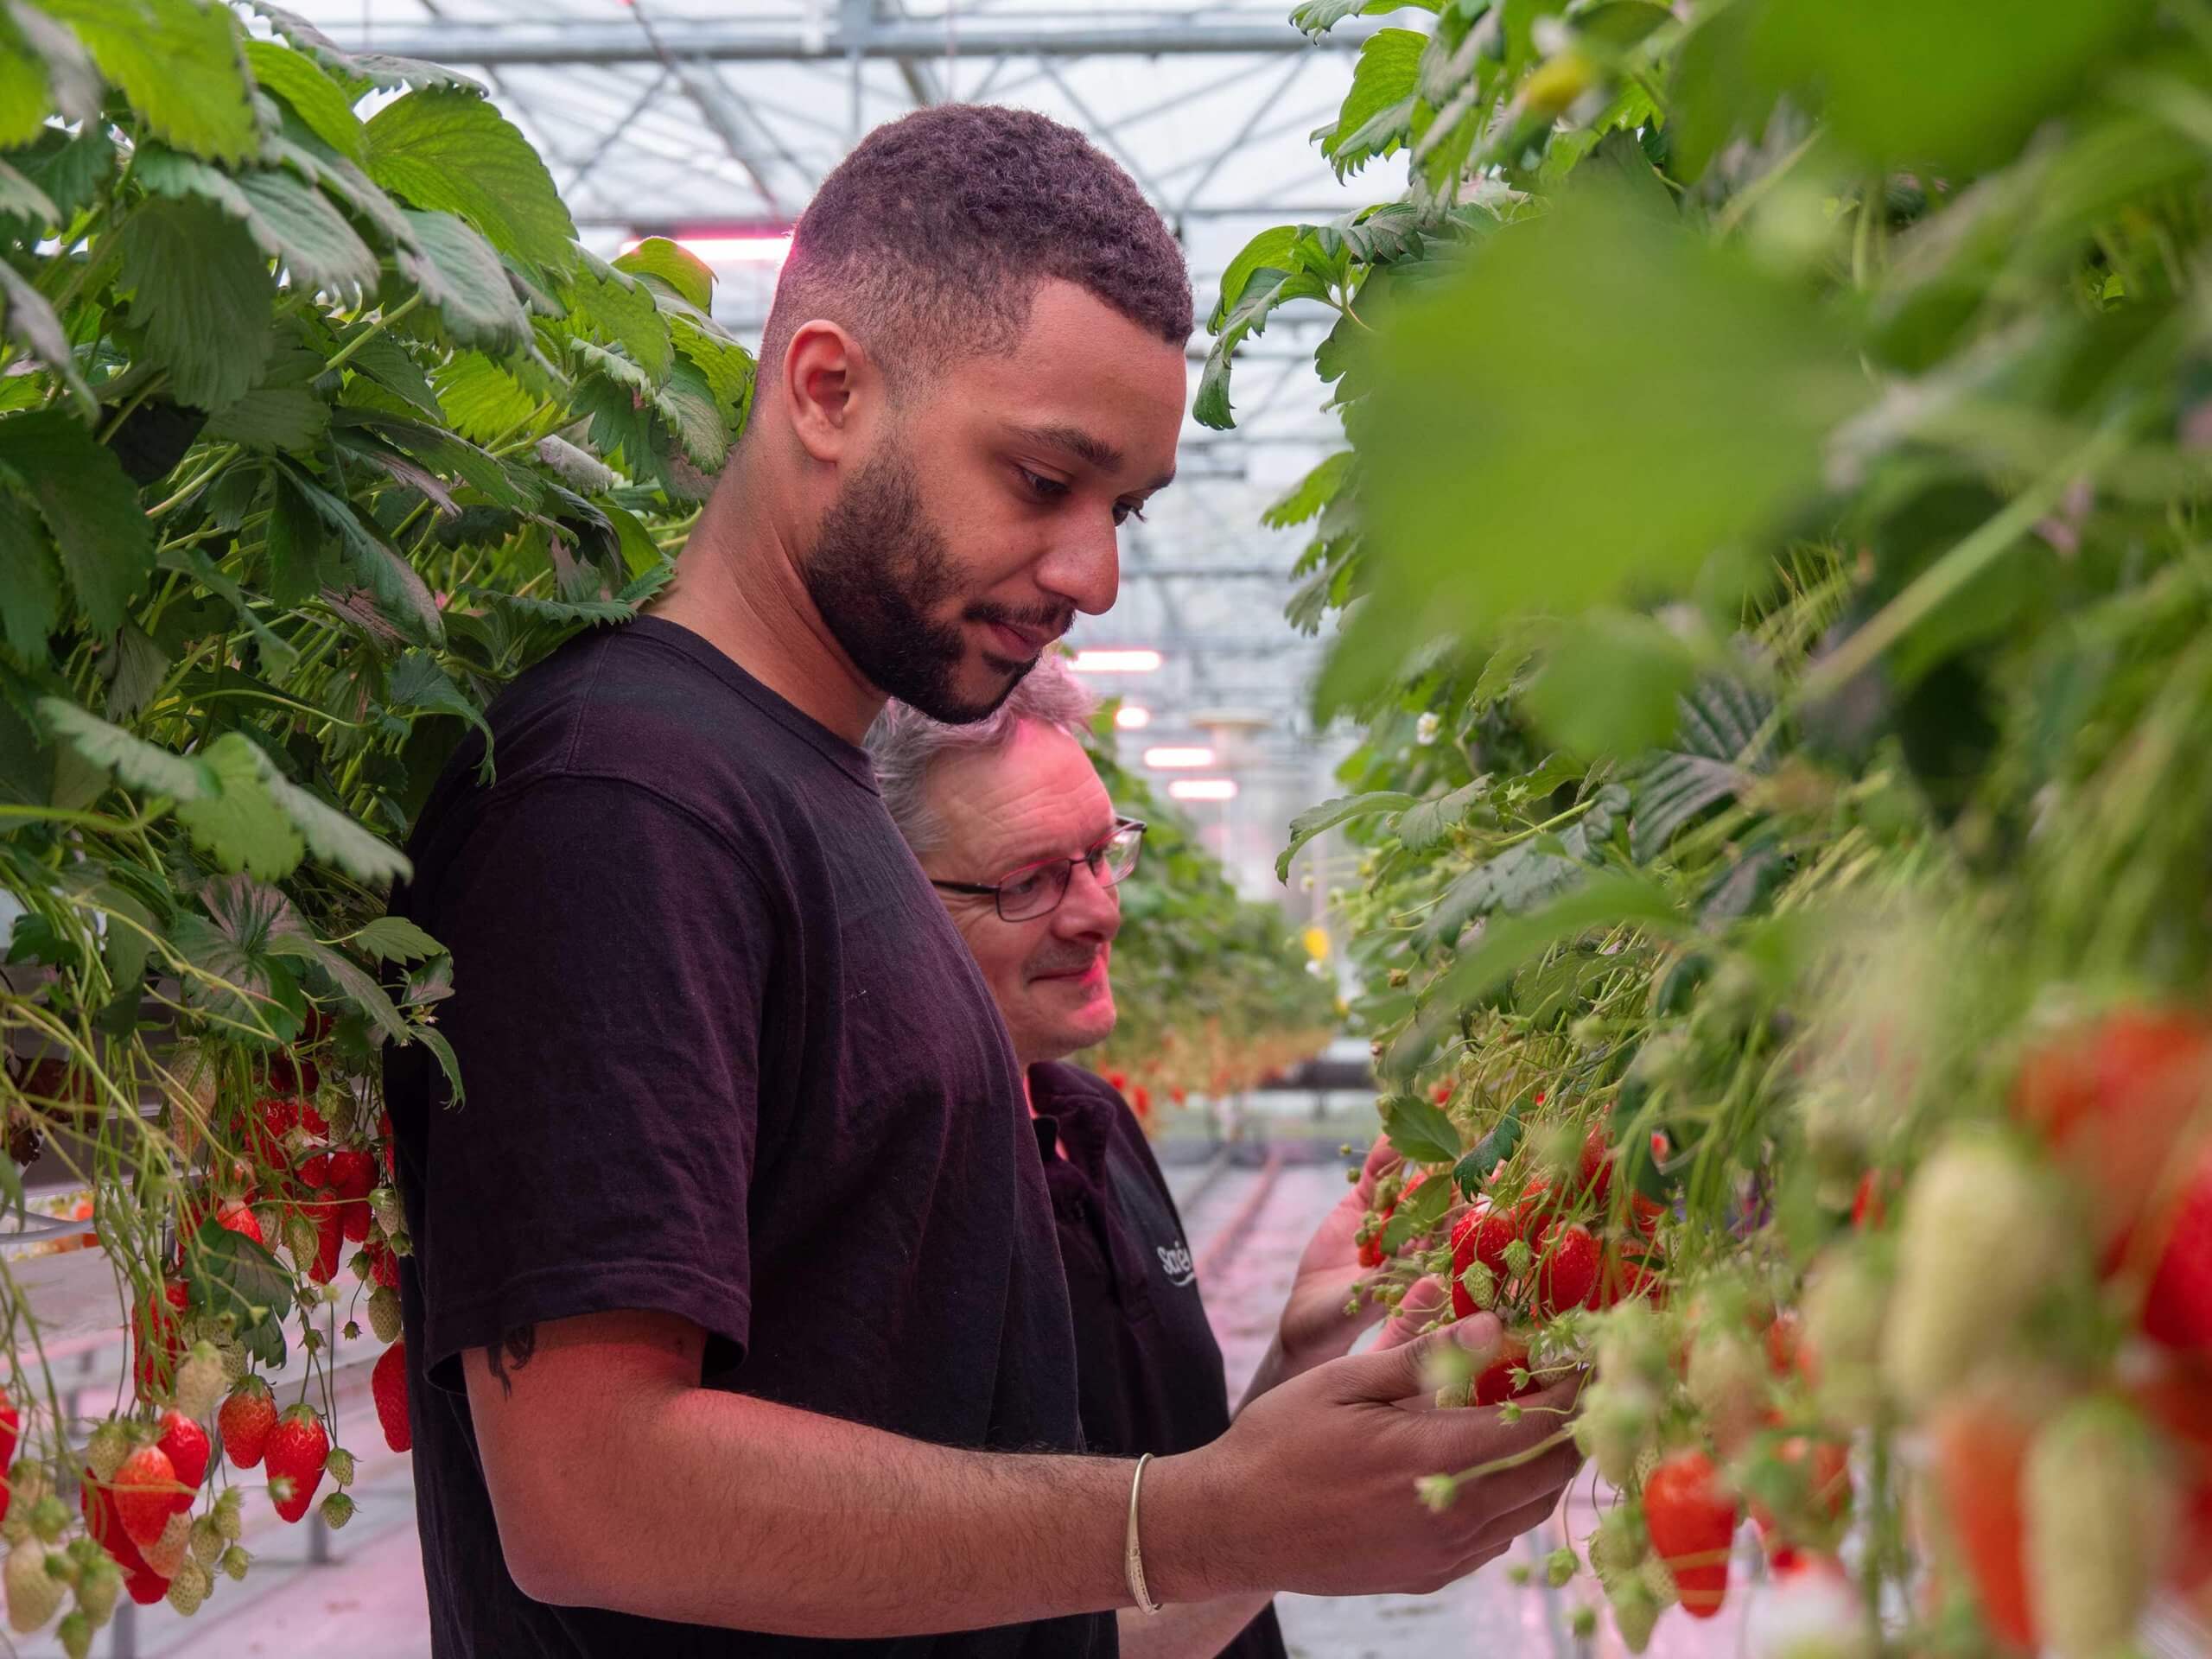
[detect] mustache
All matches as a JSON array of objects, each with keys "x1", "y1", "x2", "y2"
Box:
[
  {"x1": 1029, "y1": 949, "x2": 1103, "y2": 979},
  {"x1": 966, "y1": 600, "x2": 1074, "y2": 645}
]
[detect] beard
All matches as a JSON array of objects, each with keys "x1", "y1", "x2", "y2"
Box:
[{"x1": 800, "y1": 440, "x2": 1069, "y2": 726}]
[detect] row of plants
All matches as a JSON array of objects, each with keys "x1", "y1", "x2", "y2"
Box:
[
  {"x1": 1080, "y1": 714, "x2": 1339, "y2": 1119},
  {"x1": 0, "y1": 4, "x2": 1341, "y2": 1640},
  {"x1": 1211, "y1": 0, "x2": 2212, "y2": 1650}
]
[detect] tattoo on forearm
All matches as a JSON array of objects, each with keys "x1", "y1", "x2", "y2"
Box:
[{"x1": 484, "y1": 1325, "x2": 538, "y2": 1398}]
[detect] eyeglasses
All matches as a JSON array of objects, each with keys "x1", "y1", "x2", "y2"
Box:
[{"x1": 931, "y1": 818, "x2": 1147, "y2": 923}]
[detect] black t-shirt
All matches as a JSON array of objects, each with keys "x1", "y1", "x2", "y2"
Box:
[
  {"x1": 382, "y1": 617, "x2": 1111, "y2": 1659},
  {"x1": 1027, "y1": 1064, "x2": 1288, "y2": 1659}
]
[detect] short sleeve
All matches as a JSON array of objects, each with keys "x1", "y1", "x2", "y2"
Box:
[{"x1": 406, "y1": 776, "x2": 771, "y2": 1391}]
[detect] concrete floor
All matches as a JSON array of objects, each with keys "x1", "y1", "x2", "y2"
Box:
[{"x1": 24, "y1": 1104, "x2": 1758, "y2": 1659}]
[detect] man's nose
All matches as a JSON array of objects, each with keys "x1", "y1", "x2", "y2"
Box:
[
  {"x1": 1033, "y1": 517, "x2": 1121, "y2": 618},
  {"x1": 1056, "y1": 861, "x2": 1122, "y2": 940}
]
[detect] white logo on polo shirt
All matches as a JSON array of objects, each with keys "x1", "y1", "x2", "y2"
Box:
[{"x1": 1156, "y1": 1242, "x2": 1196, "y2": 1287}]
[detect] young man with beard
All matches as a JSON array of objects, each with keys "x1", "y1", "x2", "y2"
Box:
[
  {"x1": 871, "y1": 658, "x2": 1482, "y2": 1659},
  {"x1": 385, "y1": 105, "x2": 1580, "y2": 1658}
]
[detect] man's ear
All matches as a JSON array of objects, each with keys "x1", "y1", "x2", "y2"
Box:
[{"x1": 783, "y1": 318, "x2": 877, "y2": 465}]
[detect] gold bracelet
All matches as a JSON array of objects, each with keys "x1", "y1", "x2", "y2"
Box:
[{"x1": 1124, "y1": 1452, "x2": 1163, "y2": 1615}]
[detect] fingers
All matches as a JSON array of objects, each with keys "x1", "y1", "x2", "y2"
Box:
[
  {"x1": 1354, "y1": 1135, "x2": 1400, "y2": 1205},
  {"x1": 1326, "y1": 1311, "x2": 1502, "y2": 1404},
  {"x1": 1375, "y1": 1277, "x2": 1446, "y2": 1352}
]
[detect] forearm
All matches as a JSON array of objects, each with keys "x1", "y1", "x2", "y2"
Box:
[
  {"x1": 1116, "y1": 1595, "x2": 1277, "y2": 1659},
  {"x1": 505, "y1": 1385, "x2": 1150, "y2": 1634}
]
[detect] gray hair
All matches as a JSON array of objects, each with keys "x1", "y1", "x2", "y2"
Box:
[{"x1": 867, "y1": 655, "x2": 1099, "y2": 855}]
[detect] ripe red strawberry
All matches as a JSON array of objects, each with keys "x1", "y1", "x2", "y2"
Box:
[
  {"x1": 1130, "y1": 1084, "x2": 1152, "y2": 1120},
  {"x1": 1472, "y1": 1331, "x2": 1534, "y2": 1406},
  {"x1": 373, "y1": 1340, "x2": 412, "y2": 1453},
  {"x1": 1532, "y1": 1222, "x2": 1599, "y2": 1315},
  {"x1": 295, "y1": 1151, "x2": 331, "y2": 1190},
  {"x1": 303, "y1": 1187, "x2": 342, "y2": 1284},
  {"x1": 1765, "y1": 1309, "x2": 1804, "y2": 1376},
  {"x1": 112, "y1": 1445, "x2": 179, "y2": 1548},
  {"x1": 155, "y1": 1412, "x2": 210, "y2": 1512},
  {"x1": 1576, "y1": 1125, "x2": 1612, "y2": 1205},
  {"x1": 1850, "y1": 1171, "x2": 1889, "y2": 1230},
  {"x1": 367, "y1": 1236, "x2": 400, "y2": 1290},
  {"x1": 0, "y1": 1389, "x2": 16, "y2": 1471},
  {"x1": 1449, "y1": 1201, "x2": 1521, "y2": 1316},
  {"x1": 379, "y1": 1109, "x2": 396, "y2": 1180},
  {"x1": 1932, "y1": 1391, "x2": 2038, "y2": 1649},
  {"x1": 218, "y1": 1378, "x2": 277, "y2": 1469},
  {"x1": 212, "y1": 1200, "x2": 263, "y2": 1246},
  {"x1": 2169, "y1": 1480, "x2": 2212, "y2": 1592},
  {"x1": 1751, "y1": 1437, "x2": 1852, "y2": 1543},
  {"x1": 1643, "y1": 1449, "x2": 1738, "y2": 1618},
  {"x1": 327, "y1": 1148, "x2": 376, "y2": 1200},
  {"x1": 2016, "y1": 1008, "x2": 2212, "y2": 1265},
  {"x1": 1358, "y1": 1173, "x2": 1426, "y2": 1269},
  {"x1": 81, "y1": 1472, "x2": 153, "y2": 1580},
  {"x1": 264, "y1": 1406, "x2": 328, "y2": 1523},
  {"x1": 131, "y1": 1280, "x2": 190, "y2": 1402},
  {"x1": 1431, "y1": 1082, "x2": 1452, "y2": 1106},
  {"x1": 2143, "y1": 1147, "x2": 2212, "y2": 1353},
  {"x1": 1105, "y1": 1070, "x2": 1128, "y2": 1092}
]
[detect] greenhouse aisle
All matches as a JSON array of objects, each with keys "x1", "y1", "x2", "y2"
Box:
[{"x1": 27, "y1": 1148, "x2": 1751, "y2": 1659}]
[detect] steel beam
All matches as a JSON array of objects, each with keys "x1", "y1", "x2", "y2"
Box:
[{"x1": 303, "y1": 17, "x2": 1377, "y2": 67}]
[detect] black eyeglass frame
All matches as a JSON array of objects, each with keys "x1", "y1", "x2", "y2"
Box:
[{"x1": 930, "y1": 817, "x2": 1147, "y2": 923}]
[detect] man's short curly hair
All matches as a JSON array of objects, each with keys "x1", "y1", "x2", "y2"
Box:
[{"x1": 759, "y1": 105, "x2": 1192, "y2": 390}]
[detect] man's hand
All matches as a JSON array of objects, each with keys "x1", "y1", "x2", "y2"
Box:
[
  {"x1": 1155, "y1": 1314, "x2": 1585, "y2": 1601},
  {"x1": 1239, "y1": 1137, "x2": 1459, "y2": 1410}
]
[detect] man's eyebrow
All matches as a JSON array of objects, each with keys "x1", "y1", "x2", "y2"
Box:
[{"x1": 1008, "y1": 422, "x2": 1125, "y2": 474}]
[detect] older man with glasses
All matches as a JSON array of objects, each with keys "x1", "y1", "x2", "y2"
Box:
[{"x1": 868, "y1": 658, "x2": 1480, "y2": 1659}]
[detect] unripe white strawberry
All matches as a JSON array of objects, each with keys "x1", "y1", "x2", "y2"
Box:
[
  {"x1": 73, "y1": 1558, "x2": 118, "y2": 1629},
  {"x1": 1592, "y1": 1299, "x2": 1670, "y2": 1390},
  {"x1": 83, "y1": 1421, "x2": 130, "y2": 1484},
  {"x1": 142, "y1": 1510, "x2": 191, "y2": 1579},
  {"x1": 1608, "y1": 1573, "x2": 1662, "y2": 1653},
  {"x1": 1589, "y1": 1503, "x2": 1648, "y2": 1582},
  {"x1": 165, "y1": 1558, "x2": 211, "y2": 1616},
  {"x1": 1687, "y1": 1330, "x2": 1769, "y2": 1456},
  {"x1": 213, "y1": 1487, "x2": 243, "y2": 1541},
  {"x1": 1802, "y1": 1249, "x2": 1887, "y2": 1429},
  {"x1": 189, "y1": 1516, "x2": 222, "y2": 1568},
  {"x1": 1883, "y1": 1135, "x2": 2073, "y2": 1408},
  {"x1": 1641, "y1": 1552, "x2": 1678, "y2": 1607},
  {"x1": 370, "y1": 1187, "x2": 404, "y2": 1237},
  {"x1": 1573, "y1": 1375, "x2": 1660, "y2": 1488},
  {"x1": 175, "y1": 1341, "x2": 226, "y2": 1421},
  {"x1": 2024, "y1": 1398, "x2": 2177, "y2": 1659},
  {"x1": 5, "y1": 1541, "x2": 61, "y2": 1633},
  {"x1": 368, "y1": 1286, "x2": 402, "y2": 1344}
]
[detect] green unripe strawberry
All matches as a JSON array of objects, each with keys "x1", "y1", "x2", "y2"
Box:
[
  {"x1": 368, "y1": 1286, "x2": 402, "y2": 1344},
  {"x1": 189, "y1": 1516, "x2": 222, "y2": 1568},
  {"x1": 1589, "y1": 1503, "x2": 1648, "y2": 1581},
  {"x1": 57, "y1": 1608, "x2": 91, "y2": 1659},
  {"x1": 83, "y1": 1421, "x2": 130, "y2": 1484},
  {"x1": 28, "y1": 1496, "x2": 67, "y2": 1545},
  {"x1": 1884, "y1": 1135, "x2": 2074, "y2": 1408},
  {"x1": 319, "y1": 1491, "x2": 355, "y2": 1529},
  {"x1": 219, "y1": 1545, "x2": 251, "y2": 1582},
  {"x1": 1803, "y1": 1248, "x2": 1887, "y2": 1429},
  {"x1": 2024, "y1": 1399, "x2": 2176, "y2": 1659},
  {"x1": 326, "y1": 1447, "x2": 355, "y2": 1486},
  {"x1": 213, "y1": 1487, "x2": 243, "y2": 1541},
  {"x1": 165, "y1": 1558, "x2": 211, "y2": 1616},
  {"x1": 1574, "y1": 1375, "x2": 1658, "y2": 1488},
  {"x1": 4, "y1": 1541, "x2": 61, "y2": 1632},
  {"x1": 1609, "y1": 1574, "x2": 1662, "y2": 1653},
  {"x1": 73, "y1": 1558, "x2": 118, "y2": 1628},
  {"x1": 1545, "y1": 1545, "x2": 1578, "y2": 1586},
  {"x1": 1686, "y1": 1330, "x2": 1767, "y2": 1457}
]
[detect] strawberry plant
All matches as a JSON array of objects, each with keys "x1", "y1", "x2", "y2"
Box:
[
  {"x1": 0, "y1": 0, "x2": 762, "y2": 1632},
  {"x1": 1217, "y1": 0, "x2": 2212, "y2": 1649}
]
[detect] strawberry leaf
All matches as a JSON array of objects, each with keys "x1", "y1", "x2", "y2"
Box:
[
  {"x1": 0, "y1": 411, "x2": 157, "y2": 633},
  {"x1": 612, "y1": 237, "x2": 714, "y2": 313},
  {"x1": 349, "y1": 916, "x2": 443, "y2": 963},
  {"x1": 1379, "y1": 1091, "x2": 1461, "y2": 1166},
  {"x1": 188, "y1": 1217, "x2": 291, "y2": 1368},
  {"x1": 366, "y1": 86, "x2": 576, "y2": 281}
]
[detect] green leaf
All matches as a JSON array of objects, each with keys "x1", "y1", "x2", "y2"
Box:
[
  {"x1": 188, "y1": 1217, "x2": 291, "y2": 1366},
  {"x1": 1379, "y1": 1091, "x2": 1462, "y2": 1165},
  {"x1": 395, "y1": 208, "x2": 531, "y2": 354},
  {"x1": 1353, "y1": 178, "x2": 1863, "y2": 673},
  {"x1": 1262, "y1": 450, "x2": 1355, "y2": 531},
  {"x1": 281, "y1": 465, "x2": 444, "y2": 648},
  {"x1": 1395, "y1": 779, "x2": 1487, "y2": 853},
  {"x1": 242, "y1": 37, "x2": 365, "y2": 162},
  {"x1": 1319, "y1": 29, "x2": 1425, "y2": 173},
  {"x1": 1389, "y1": 873, "x2": 1684, "y2": 1076},
  {"x1": 568, "y1": 253, "x2": 671, "y2": 382},
  {"x1": 365, "y1": 86, "x2": 576, "y2": 280},
  {"x1": 0, "y1": 501, "x2": 62, "y2": 660},
  {"x1": 37, "y1": 697, "x2": 211, "y2": 802},
  {"x1": 1381, "y1": 1164, "x2": 1453, "y2": 1252},
  {"x1": 1194, "y1": 262, "x2": 1332, "y2": 430},
  {"x1": 532, "y1": 435, "x2": 617, "y2": 493},
  {"x1": 251, "y1": 755, "x2": 410, "y2": 885},
  {"x1": 613, "y1": 236, "x2": 713, "y2": 314},
  {"x1": 431, "y1": 350, "x2": 537, "y2": 443},
  {"x1": 413, "y1": 1020, "x2": 464, "y2": 1103},
  {"x1": 671, "y1": 315, "x2": 755, "y2": 433},
  {"x1": 117, "y1": 193, "x2": 274, "y2": 410},
  {"x1": 0, "y1": 410, "x2": 158, "y2": 633},
  {"x1": 205, "y1": 386, "x2": 328, "y2": 451},
  {"x1": 0, "y1": 156, "x2": 54, "y2": 224},
  {"x1": 1276, "y1": 790, "x2": 1418, "y2": 882},
  {"x1": 35, "y1": 0, "x2": 256, "y2": 162},
  {"x1": 1290, "y1": 0, "x2": 1441, "y2": 41},
  {"x1": 388, "y1": 648, "x2": 493, "y2": 775},
  {"x1": 350, "y1": 914, "x2": 443, "y2": 963},
  {"x1": 232, "y1": 168, "x2": 379, "y2": 298},
  {"x1": 1210, "y1": 225, "x2": 1300, "y2": 333},
  {"x1": 176, "y1": 732, "x2": 305, "y2": 880},
  {"x1": 265, "y1": 929, "x2": 408, "y2": 1042},
  {"x1": 654, "y1": 353, "x2": 728, "y2": 471},
  {"x1": 1422, "y1": 784, "x2": 1630, "y2": 948},
  {"x1": 0, "y1": 37, "x2": 49, "y2": 149},
  {"x1": 1453, "y1": 1101, "x2": 1527, "y2": 1196},
  {"x1": 1524, "y1": 613, "x2": 1700, "y2": 760},
  {"x1": 0, "y1": 262, "x2": 92, "y2": 415}
]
